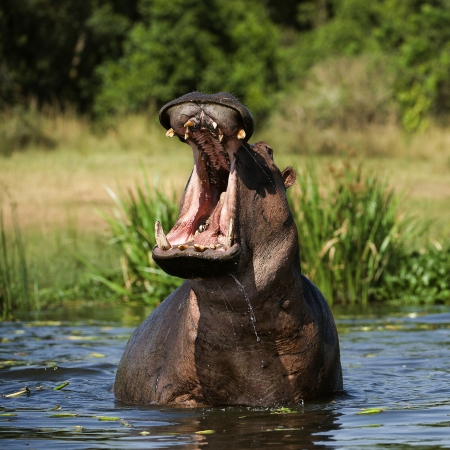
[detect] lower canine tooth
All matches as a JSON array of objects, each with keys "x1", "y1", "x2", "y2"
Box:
[
  {"x1": 194, "y1": 244, "x2": 206, "y2": 252},
  {"x1": 183, "y1": 120, "x2": 195, "y2": 127},
  {"x1": 155, "y1": 221, "x2": 171, "y2": 250},
  {"x1": 166, "y1": 128, "x2": 175, "y2": 138},
  {"x1": 226, "y1": 218, "x2": 234, "y2": 248}
]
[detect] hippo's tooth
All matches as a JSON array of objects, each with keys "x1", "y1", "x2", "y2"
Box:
[
  {"x1": 194, "y1": 244, "x2": 206, "y2": 252},
  {"x1": 165, "y1": 128, "x2": 175, "y2": 138},
  {"x1": 212, "y1": 121, "x2": 218, "y2": 129},
  {"x1": 155, "y1": 221, "x2": 171, "y2": 250},
  {"x1": 184, "y1": 131, "x2": 190, "y2": 140},
  {"x1": 178, "y1": 244, "x2": 189, "y2": 251},
  {"x1": 226, "y1": 218, "x2": 234, "y2": 248},
  {"x1": 218, "y1": 133, "x2": 223, "y2": 142},
  {"x1": 209, "y1": 244, "x2": 216, "y2": 250},
  {"x1": 183, "y1": 120, "x2": 195, "y2": 127},
  {"x1": 237, "y1": 129, "x2": 246, "y2": 140}
]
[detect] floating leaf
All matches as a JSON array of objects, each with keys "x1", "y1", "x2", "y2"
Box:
[
  {"x1": 90, "y1": 352, "x2": 106, "y2": 358},
  {"x1": 120, "y1": 418, "x2": 133, "y2": 427},
  {"x1": 53, "y1": 381, "x2": 69, "y2": 391},
  {"x1": 2, "y1": 387, "x2": 30, "y2": 398},
  {"x1": 0, "y1": 413, "x2": 17, "y2": 416},
  {"x1": 140, "y1": 431, "x2": 150, "y2": 435},
  {"x1": 49, "y1": 413, "x2": 78, "y2": 418},
  {"x1": 49, "y1": 404, "x2": 61, "y2": 411},
  {"x1": 355, "y1": 408, "x2": 386, "y2": 415},
  {"x1": 195, "y1": 429, "x2": 215, "y2": 435},
  {"x1": 270, "y1": 407, "x2": 297, "y2": 414},
  {"x1": 97, "y1": 416, "x2": 120, "y2": 421}
]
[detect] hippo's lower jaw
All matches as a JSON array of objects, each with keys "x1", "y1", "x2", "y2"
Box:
[
  {"x1": 152, "y1": 242, "x2": 240, "y2": 279},
  {"x1": 152, "y1": 99, "x2": 246, "y2": 279}
]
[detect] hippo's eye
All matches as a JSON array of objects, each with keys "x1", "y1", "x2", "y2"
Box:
[{"x1": 266, "y1": 145, "x2": 274, "y2": 159}]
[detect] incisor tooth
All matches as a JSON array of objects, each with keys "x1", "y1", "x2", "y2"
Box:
[
  {"x1": 209, "y1": 244, "x2": 216, "y2": 250},
  {"x1": 237, "y1": 129, "x2": 246, "y2": 140},
  {"x1": 166, "y1": 128, "x2": 175, "y2": 138},
  {"x1": 212, "y1": 121, "x2": 218, "y2": 129},
  {"x1": 178, "y1": 244, "x2": 189, "y2": 251},
  {"x1": 226, "y1": 218, "x2": 234, "y2": 248},
  {"x1": 184, "y1": 131, "x2": 190, "y2": 140},
  {"x1": 194, "y1": 244, "x2": 206, "y2": 252},
  {"x1": 218, "y1": 134, "x2": 223, "y2": 142},
  {"x1": 183, "y1": 120, "x2": 195, "y2": 127},
  {"x1": 155, "y1": 221, "x2": 171, "y2": 250}
]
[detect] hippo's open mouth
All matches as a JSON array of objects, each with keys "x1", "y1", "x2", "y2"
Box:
[{"x1": 152, "y1": 92, "x2": 254, "y2": 279}]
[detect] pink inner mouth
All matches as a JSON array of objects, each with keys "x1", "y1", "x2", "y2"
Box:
[{"x1": 164, "y1": 113, "x2": 241, "y2": 251}]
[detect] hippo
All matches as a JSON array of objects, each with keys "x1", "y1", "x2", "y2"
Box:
[{"x1": 114, "y1": 92, "x2": 343, "y2": 406}]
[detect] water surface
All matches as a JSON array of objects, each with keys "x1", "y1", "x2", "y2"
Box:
[{"x1": 1, "y1": 306, "x2": 449, "y2": 449}]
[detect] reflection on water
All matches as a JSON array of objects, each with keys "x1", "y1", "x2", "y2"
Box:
[{"x1": 1, "y1": 306, "x2": 449, "y2": 449}]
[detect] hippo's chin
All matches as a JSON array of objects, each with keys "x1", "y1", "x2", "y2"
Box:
[{"x1": 152, "y1": 243, "x2": 240, "y2": 279}]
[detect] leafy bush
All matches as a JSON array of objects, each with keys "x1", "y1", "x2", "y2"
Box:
[
  {"x1": 94, "y1": 0, "x2": 283, "y2": 121},
  {"x1": 288, "y1": 159, "x2": 423, "y2": 305},
  {"x1": 0, "y1": 107, "x2": 55, "y2": 156},
  {"x1": 91, "y1": 174, "x2": 182, "y2": 306},
  {"x1": 292, "y1": 0, "x2": 450, "y2": 131},
  {"x1": 376, "y1": 245, "x2": 450, "y2": 304}
]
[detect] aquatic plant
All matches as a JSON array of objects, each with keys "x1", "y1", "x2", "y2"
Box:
[
  {"x1": 376, "y1": 244, "x2": 450, "y2": 304},
  {"x1": 91, "y1": 171, "x2": 182, "y2": 306},
  {"x1": 288, "y1": 159, "x2": 424, "y2": 305},
  {"x1": 0, "y1": 200, "x2": 30, "y2": 319}
]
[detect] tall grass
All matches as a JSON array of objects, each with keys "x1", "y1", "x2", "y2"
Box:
[
  {"x1": 288, "y1": 159, "x2": 424, "y2": 305},
  {"x1": 0, "y1": 200, "x2": 31, "y2": 319},
  {"x1": 89, "y1": 172, "x2": 182, "y2": 306}
]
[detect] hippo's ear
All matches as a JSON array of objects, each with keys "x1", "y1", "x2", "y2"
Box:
[{"x1": 281, "y1": 167, "x2": 296, "y2": 189}]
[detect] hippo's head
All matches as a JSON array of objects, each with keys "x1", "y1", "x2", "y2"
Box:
[{"x1": 153, "y1": 92, "x2": 297, "y2": 284}]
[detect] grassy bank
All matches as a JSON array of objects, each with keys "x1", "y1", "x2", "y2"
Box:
[{"x1": 1, "y1": 107, "x2": 450, "y2": 316}]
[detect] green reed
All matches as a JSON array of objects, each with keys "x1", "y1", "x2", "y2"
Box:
[
  {"x1": 288, "y1": 160, "x2": 424, "y2": 306},
  {"x1": 92, "y1": 171, "x2": 182, "y2": 306},
  {"x1": 0, "y1": 202, "x2": 31, "y2": 319}
]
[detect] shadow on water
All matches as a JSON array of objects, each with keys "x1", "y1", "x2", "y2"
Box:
[{"x1": 1, "y1": 305, "x2": 450, "y2": 449}]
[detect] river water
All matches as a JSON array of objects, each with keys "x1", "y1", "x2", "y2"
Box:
[{"x1": 1, "y1": 305, "x2": 449, "y2": 449}]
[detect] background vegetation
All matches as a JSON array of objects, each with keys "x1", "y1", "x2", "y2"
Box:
[
  {"x1": 2, "y1": 0, "x2": 450, "y2": 128},
  {"x1": 1, "y1": 0, "x2": 450, "y2": 316}
]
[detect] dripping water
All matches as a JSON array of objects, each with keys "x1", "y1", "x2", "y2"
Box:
[
  {"x1": 229, "y1": 273, "x2": 260, "y2": 342},
  {"x1": 213, "y1": 276, "x2": 240, "y2": 351}
]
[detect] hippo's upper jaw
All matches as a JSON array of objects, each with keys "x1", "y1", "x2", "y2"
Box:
[{"x1": 152, "y1": 92, "x2": 254, "y2": 279}]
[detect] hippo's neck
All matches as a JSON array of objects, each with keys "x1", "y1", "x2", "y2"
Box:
[{"x1": 188, "y1": 257, "x2": 310, "y2": 348}]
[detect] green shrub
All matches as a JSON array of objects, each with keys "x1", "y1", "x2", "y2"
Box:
[
  {"x1": 291, "y1": 0, "x2": 450, "y2": 131},
  {"x1": 0, "y1": 108, "x2": 55, "y2": 156},
  {"x1": 288, "y1": 159, "x2": 423, "y2": 305},
  {"x1": 94, "y1": 0, "x2": 283, "y2": 121},
  {"x1": 376, "y1": 245, "x2": 450, "y2": 304}
]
